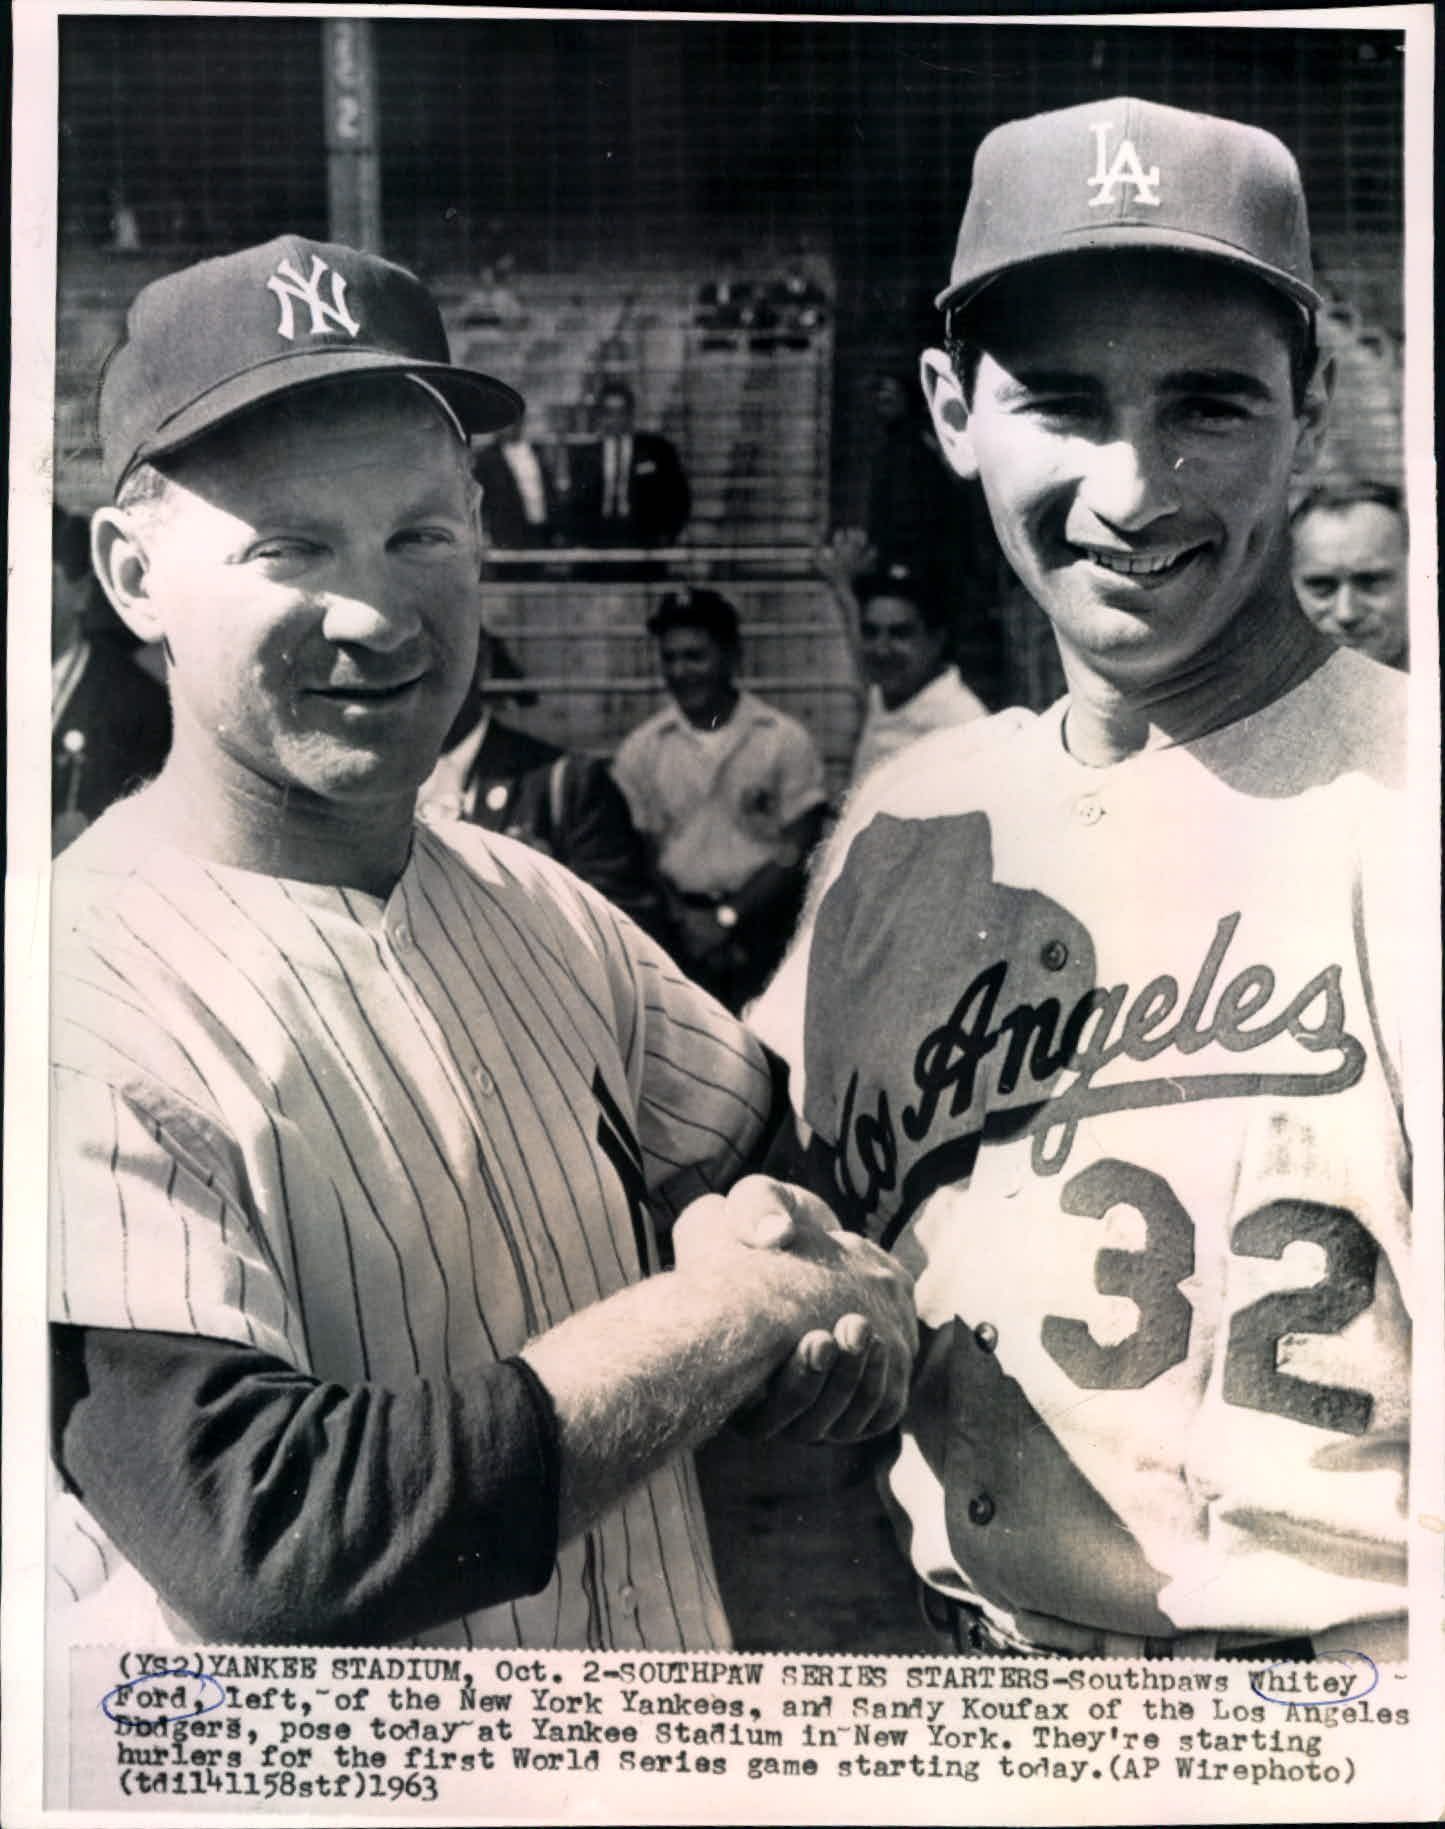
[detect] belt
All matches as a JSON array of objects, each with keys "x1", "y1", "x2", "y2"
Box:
[{"x1": 918, "y1": 1583, "x2": 1314, "y2": 1662}]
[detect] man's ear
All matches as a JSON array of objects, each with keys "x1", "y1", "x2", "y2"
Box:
[
  {"x1": 920, "y1": 347, "x2": 978, "y2": 480},
  {"x1": 1290, "y1": 350, "x2": 1335, "y2": 483},
  {"x1": 90, "y1": 507, "x2": 164, "y2": 644}
]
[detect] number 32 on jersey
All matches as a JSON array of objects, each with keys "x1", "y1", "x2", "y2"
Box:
[{"x1": 1036, "y1": 1158, "x2": 1379, "y2": 1434}]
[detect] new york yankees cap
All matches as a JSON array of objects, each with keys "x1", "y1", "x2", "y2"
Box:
[
  {"x1": 938, "y1": 96, "x2": 1319, "y2": 320},
  {"x1": 99, "y1": 235, "x2": 524, "y2": 492}
]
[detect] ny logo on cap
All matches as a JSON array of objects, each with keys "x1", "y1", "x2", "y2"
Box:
[
  {"x1": 265, "y1": 254, "x2": 362, "y2": 341},
  {"x1": 1087, "y1": 121, "x2": 1161, "y2": 209}
]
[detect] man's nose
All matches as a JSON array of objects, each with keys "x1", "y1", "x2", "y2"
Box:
[
  {"x1": 319, "y1": 574, "x2": 424, "y2": 651},
  {"x1": 1077, "y1": 426, "x2": 1182, "y2": 532},
  {"x1": 1330, "y1": 584, "x2": 1364, "y2": 627}
]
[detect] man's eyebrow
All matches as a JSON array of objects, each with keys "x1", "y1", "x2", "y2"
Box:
[
  {"x1": 1162, "y1": 368, "x2": 1278, "y2": 401},
  {"x1": 993, "y1": 366, "x2": 1281, "y2": 404},
  {"x1": 994, "y1": 369, "x2": 1100, "y2": 400}
]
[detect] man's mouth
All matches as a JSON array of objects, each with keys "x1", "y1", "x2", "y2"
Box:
[
  {"x1": 307, "y1": 676, "x2": 415, "y2": 695},
  {"x1": 309, "y1": 675, "x2": 425, "y2": 704},
  {"x1": 1073, "y1": 543, "x2": 1204, "y2": 580}
]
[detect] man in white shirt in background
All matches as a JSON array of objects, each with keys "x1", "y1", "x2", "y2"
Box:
[{"x1": 614, "y1": 586, "x2": 827, "y2": 1010}]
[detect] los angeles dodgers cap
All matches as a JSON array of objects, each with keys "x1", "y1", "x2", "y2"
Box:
[
  {"x1": 938, "y1": 96, "x2": 1319, "y2": 319},
  {"x1": 99, "y1": 235, "x2": 524, "y2": 492}
]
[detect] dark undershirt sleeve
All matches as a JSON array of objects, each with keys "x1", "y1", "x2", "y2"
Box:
[
  {"x1": 742, "y1": 1042, "x2": 795, "y2": 1179},
  {"x1": 50, "y1": 1323, "x2": 561, "y2": 1645}
]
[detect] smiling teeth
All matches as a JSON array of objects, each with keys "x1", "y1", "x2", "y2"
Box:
[{"x1": 1082, "y1": 547, "x2": 1189, "y2": 576}]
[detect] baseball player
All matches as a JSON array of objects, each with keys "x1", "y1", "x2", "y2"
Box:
[
  {"x1": 48, "y1": 237, "x2": 916, "y2": 1650},
  {"x1": 753, "y1": 98, "x2": 1410, "y2": 1661}
]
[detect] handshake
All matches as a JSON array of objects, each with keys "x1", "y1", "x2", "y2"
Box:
[{"x1": 673, "y1": 1176, "x2": 918, "y2": 1446}]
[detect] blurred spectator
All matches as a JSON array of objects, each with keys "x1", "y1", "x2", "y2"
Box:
[
  {"x1": 1290, "y1": 479, "x2": 1409, "y2": 670},
  {"x1": 613, "y1": 589, "x2": 827, "y2": 1012},
  {"x1": 566, "y1": 379, "x2": 691, "y2": 549},
  {"x1": 816, "y1": 534, "x2": 987, "y2": 782},
  {"x1": 417, "y1": 633, "x2": 666, "y2": 939},
  {"x1": 51, "y1": 505, "x2": 171, "y2": 853},
  {"x1": 854, "y1": 368, "x2": 958, "y2": 567},
  {"x1": 108, "y1": 186, "x2": 141, "y2": 252},
  {"x1": 473, "y1": 414, "x2": 562, "y2": 550},
  {"x1": 459, "y1": 260, "x2": 526, "y2": 331},
  {"x1": 695, "y1": 251, "x2": 757, "y2": 342},
  {"x1": 762, "y1": 257, "x2": 829, "y2": 350},
  {"x1": 835, "y1": 369, "x2": 1006, "y2": 701}
]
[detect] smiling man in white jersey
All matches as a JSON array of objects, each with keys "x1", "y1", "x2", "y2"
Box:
[
  {"x1": 47, "y1": 237, "x2": 916, "y2": 1650},
  {"x1": 752, "y1": 98, "x2": 1410, "y2": 1660}
]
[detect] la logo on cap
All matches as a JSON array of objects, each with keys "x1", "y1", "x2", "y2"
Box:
[
  {"x1": 1087, "y1": 120, "x2": 1161, "y2": 209},
  {"x1": 265, "y1": 253, "x2": 362, "y2": 341}
]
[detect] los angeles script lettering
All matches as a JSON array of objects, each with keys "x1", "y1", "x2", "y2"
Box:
[{"x1": 829, "y1": 911, "x2": 1364, "y2": 1241}]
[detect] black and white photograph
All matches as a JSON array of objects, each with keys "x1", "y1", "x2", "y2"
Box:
[{"x1": 5, "y1": 4, "x2": 1439, "y2": 1824}]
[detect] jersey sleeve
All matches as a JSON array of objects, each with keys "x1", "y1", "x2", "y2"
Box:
[{"x1": 50, "y1": 1059, "x2": 304, "y2": 1364}]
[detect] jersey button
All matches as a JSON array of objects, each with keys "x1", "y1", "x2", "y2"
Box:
[
  {"x1": 967, "y1": 1493, "x2": 996, "y2": 1527},
  {"x1": 1040, "y1": 939, "x2": 1068, "y2": 971},
  {"x1": 617, "y1": 1582, "x2": 639, "y2": 1612},
  {"x1": 392, "y1": 923, "x2": 412, "y2": 950},
  {"x1": 472, "y1": 1065, "x2": 496, "y2": 1098},
  {"x1": 972, "y1": 1322, "x2": 998, "y2": 1353},
  {"x1": 1074, "y1": 795, "x2": 1103, "y2": 826}
]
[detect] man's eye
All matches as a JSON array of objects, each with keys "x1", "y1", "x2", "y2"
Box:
[
  {"x1": 1026, "y1": 397, "x2": 1096, "y2": 424},
  {"x1": 249, "y1": 539, "x2": 318, "y2": 562},
  {"x1": 1176, "y1": 396, "x2": 1250, "y2": 426}
]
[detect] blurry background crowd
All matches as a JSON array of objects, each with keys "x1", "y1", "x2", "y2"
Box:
[{"x1": 48, "y1": 14, "x2": 1409, "y2": 1649}]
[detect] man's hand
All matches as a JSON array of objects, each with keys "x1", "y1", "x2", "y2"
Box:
[
  {"x1": 674, "y1": 1177, "x2": 917, "y2": 1444},
  {"x1": 816, "y1": 527, "x2": 876, "y2": 589}
]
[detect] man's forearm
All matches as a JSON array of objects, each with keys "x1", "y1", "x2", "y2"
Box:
[{"x1": 521, "y1": 1265, "x2": 795, "y2": 1539}]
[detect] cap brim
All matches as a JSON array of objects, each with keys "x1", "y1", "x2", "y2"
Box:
[
  {"x1": 127, "y1": 347, "x2": 523, "y2": 474},
  {"x1": 936, "y1": 229, "x2": 1321, "y2": 317}
]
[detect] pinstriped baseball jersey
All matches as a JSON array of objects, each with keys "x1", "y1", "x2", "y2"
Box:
[
  {"x1": 753, "y1": 649, "x2": 1411, "y2": 1649},
  {"x1": 50, "y1": 810, "x2": 771, "y2": 1650}
]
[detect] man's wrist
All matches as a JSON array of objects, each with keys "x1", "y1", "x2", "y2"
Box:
[{"x1": 671, "y1": 1231, "x2": 845, "y2": 1353}]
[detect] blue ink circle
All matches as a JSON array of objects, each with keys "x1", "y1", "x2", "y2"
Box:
[
  {"x1": 101, "y1": 1669, "x2": 227, "y2": 1725},
  {"x1": 1249, "y1": 1651, "x2": 1377, "y2": 1708}
]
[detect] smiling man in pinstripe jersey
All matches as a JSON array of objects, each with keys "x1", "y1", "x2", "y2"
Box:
[{"x1": 48, "y1": 237, "x2": 915, "y2": 1651}]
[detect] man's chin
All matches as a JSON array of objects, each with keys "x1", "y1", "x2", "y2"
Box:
[{"x1": 276, "y1": 741, "x2": 443, "y2": 810}]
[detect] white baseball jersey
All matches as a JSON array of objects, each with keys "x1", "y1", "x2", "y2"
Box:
[
  {"x1": 50, "y1": 811, "x2": 772, "y2": 1650},
  {"x1": 753, "y1": 648, "x2": 1410, "y2": 1651}
]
